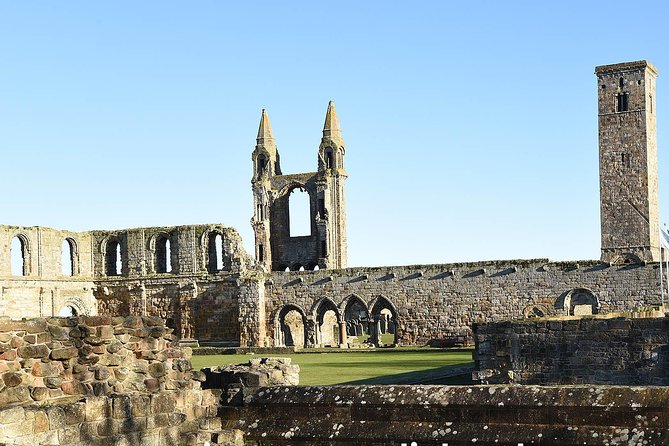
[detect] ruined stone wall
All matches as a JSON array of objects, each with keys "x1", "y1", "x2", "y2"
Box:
[
  {"x1": 473, "y1": 314, "x2": 669, "y2": 385},
  {"x1": 221, "y1": 384, "x2": 669, "y2": 445},
  {"x1": 0, "y1": 316, "x2": 227, "y2": 446},
  {"x1": 0, "y1": 225, "x2": 97, "y2": 319},
  {"x1": 263, "y1": 259, "x2": 661, "y2": 347}
]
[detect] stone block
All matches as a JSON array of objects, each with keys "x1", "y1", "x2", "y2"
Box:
[
  {"x1": 17, "y1": 344, "x2": 49, "y2": 359},
  {"x1": 33, "y1": 411, "x2": 49, "y2": 433},
  {"x1": 151, "y1": 393, "x2": 177, "y2": 414},
  {"x1": 26, "y1": 319, "x2": 48, "y2": 334},
  {"x1": 85, "y1": 396, "x2": 111, "y2": 421},
  {"x1": 47, "y1": 325, "x2": 71, "y2": 341},
  {"x1": 63, "y1": 402, "x2": 86, "y2": 425},
  {"x1": 2, "y1": 372, "x2": 22, "y2": 387},
  {"x1": 0, "y1": 407, "x2": 26, "y2": 425}
]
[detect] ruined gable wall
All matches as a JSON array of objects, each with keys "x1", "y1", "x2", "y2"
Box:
[{"x1": 264, "y1": 259, "x2": 660, "y2": 346}]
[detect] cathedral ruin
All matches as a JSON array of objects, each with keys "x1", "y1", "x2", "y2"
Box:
[{"x1": 0, "y1": 60, "x2": 664, "y2": 349}]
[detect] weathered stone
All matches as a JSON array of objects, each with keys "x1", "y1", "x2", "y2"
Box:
[
  {"x1": 3, "y1": 372, "x2": 22, "y2": 387},
  {"x1": 30, "y1": 386, "x2": 49, "y2": 401},
  {"x1": 17, "y1": 344, "x2": 49, "y2": 359},
  {"x1": 148, "y1": 362, "x2": 167, "y2": 378},
  {"x1": 51, "y1": 347, "x2": 78, "y2": 360}
]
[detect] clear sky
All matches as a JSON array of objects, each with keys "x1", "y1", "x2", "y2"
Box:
[{"x1": 2, "y1": 1, "x2": 669, "y2": 267}]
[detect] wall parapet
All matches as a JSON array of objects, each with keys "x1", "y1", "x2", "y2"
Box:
[{"x1": 220, "y1": 384, "x2": 669, "y2": 445}]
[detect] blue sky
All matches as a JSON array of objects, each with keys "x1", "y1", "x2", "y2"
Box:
[{"x1": 2, "y1": 1, "x2": 669, "y2": 266}]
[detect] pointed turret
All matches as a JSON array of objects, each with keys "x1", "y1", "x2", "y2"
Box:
[
  {"x1": 252, "y1": 108, "x2": 281, "y2": 179},
  {"x1": 257, "y1": 108, "x2": 274, "y2": 145},
  {"x1": 322, "y1": 100, "x2": 344, "y2": 146}
]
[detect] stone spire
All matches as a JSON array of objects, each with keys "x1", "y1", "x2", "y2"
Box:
[
  {"x1": 256, "y1": 108, "x2": 274, "y2": 145},
  {"x1": 322, "y1": 101, "x2": 344, "y2": 146}
]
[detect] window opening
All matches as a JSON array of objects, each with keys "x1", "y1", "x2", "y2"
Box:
[
  {"x1": 289, "y1": 188, "x2": 311, "y2": 237},
  {"x1": 257, "y1": 155, "x2": 267, "y2": 175},
  {"x1": 115, "y1": 244, "x2": 122, "y2": 275},
  {"x1": 11, "y1": 236, "x2": 26, "y2": 276},
  {"x1": 616, "y1": 93, "x2": 629, "y2": 112},
  {"x1": 619, "y1": 77, "x2": 624, "y2": 89},
  {"x1": 321, "y1": 240, "x2": 327, "y2": 256},
  {"x1": 325, "y1": 149, "x2": 334, "y2": 168},
  {"x1": 258, "y1": 244, "x2": 264, "y2": 262},
  {"x1": 156, "y1": 237, "x2": 172, "y2": 273},
  {"x1": 61, "y1": 239, "x2": 74, "y2": 276},
  {"x1": 208, "y1": 233, "x2": 224, "y2": 272}
]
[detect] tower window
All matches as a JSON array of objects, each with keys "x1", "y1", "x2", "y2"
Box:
[
  {"x1": 325, "y1": 149, "x2": 334, "y2": 169},
  {"x1": 257, "y1": 155, "x2": 268, "y2": 175},
  {"x1": 616, "y1": 93, "x2": 629, "y2": 112},
  {"x1": 619, "y1": 77, "x2": 624, "y2": 89},
  {"x1": 650, "y1": 95, "x2": 653, "y2": 113},
  {"x1": 258, "y1": 243, "x2": 264, "y2": 262}
]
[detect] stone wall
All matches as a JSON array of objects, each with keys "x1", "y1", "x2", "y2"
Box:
[
  {"x1": 472, "y1": 313, "x2": 669, "y2": 385},
  {"x1": 0, "y1": 316, "x2": 228, "y2": 446},
  {"x1": 0, "y1": 225, "x2": 97, "y2": 319},
  {"x1": 220, "y1": 384, "x2": 669, "y2": 445},
  {"x1": 262, "y1": 259, "x2": 661, "y2": 347}
]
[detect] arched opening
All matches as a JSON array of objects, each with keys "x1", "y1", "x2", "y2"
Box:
[
  {"x1": 11, "y1": 235, "x2": 28, "y2": 276},
  {"x1": 61, "y1": 238, "x2": 77, "y2": 276},
  {"x1": 208, "y1": 233, "x2": 224, "y2": 273},
  {"x1": 370, "y1": 296, "x2": 397, "y2": 347},
  {"x1": 565, "y1": 289, "x2": 599, "y2": 316},
  {"x1": 325, "y1": 148, "x2": 334, "y2": 169},
  {"x1": 289, "y1": 187, "x2": 311, "y2": 237},
  {"x1": 314, "y1": 298, "x2": 341, "y2": 347},
  {"x1": 257, "y1": 154, "x2": 268, "y2": 175},
  {"x1": 343, "y1": 296, "x2": 370, "y2": 345},
  {"x1": 156, "y1": 236, "x2": 172, "y2": 273},
  {"x1": 105, "y1": 239, "x2": 123, "y2": 276},
  {"x1": 275, "y1": 305, "x2": 307, "y2": 348},
  {"x1": 58, "y1": 305, "x2": 78, "y2": 317}
]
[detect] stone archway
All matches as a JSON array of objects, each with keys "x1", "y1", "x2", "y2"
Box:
[
  {"x1": 274, "y1": 305, "x2": 307, "y2": 348},
  {"x1": 369, "y1": 296, "x2": 398, "y2": 347},
  {"x1": 312, "y1": 298, "x2": 343, "y2": 347}
]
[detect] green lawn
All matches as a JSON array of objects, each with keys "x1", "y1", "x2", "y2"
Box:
[{"x1": 191, "y1": 350, "x2": 473, "y2": 386}]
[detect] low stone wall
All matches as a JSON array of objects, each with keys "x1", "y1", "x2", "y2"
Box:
[
  {"x1": 219, "y1": 384, "x2": 669, "y2": 445},
  {"x1": 473, "y1": 314, "x2": 669, "y2": 384},
  {"x1": 0, "y1": 316, "x2": 230, "y2": 445}
]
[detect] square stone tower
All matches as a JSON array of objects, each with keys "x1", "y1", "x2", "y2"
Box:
[{"x1": 596, "y1": 60, "x2": 659, "y2": 263}]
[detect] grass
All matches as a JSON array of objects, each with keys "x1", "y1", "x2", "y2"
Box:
[{"x1": 191, "y1": 350, "x2": 473, "y2": 386}]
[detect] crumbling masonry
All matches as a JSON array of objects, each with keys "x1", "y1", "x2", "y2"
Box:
[{"x1": 0, "y1": 60, "x2": 664, "y2": 349}]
